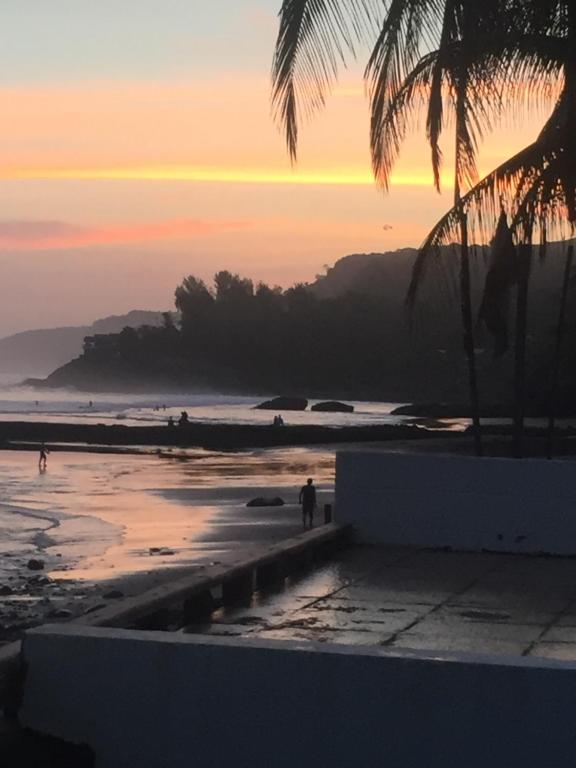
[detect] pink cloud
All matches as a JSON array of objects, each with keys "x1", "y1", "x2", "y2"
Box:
[{"x1": 0, "y1": 218, "x2": 251, "y2": 251}]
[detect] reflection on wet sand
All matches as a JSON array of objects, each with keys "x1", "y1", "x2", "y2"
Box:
[{"x1": 0, "y1": 446, "x2": 336, "y2": 582}]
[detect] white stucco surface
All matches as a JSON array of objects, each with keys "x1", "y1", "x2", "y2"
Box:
[
  {"x1": 335, "y1": 451, "x2": 576, "y2": 553},
  {"x1": 21, "y1": 624, "x2": 576, "y2": 768}
]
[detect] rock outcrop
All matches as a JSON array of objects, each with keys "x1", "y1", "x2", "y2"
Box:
[
  {"x1": 311, "y1": 401, "x2": 354, "y2": 413},
  {"x1": 255, "y1": 397, "x2": 308, "y2": 411},
  {"x1": 246, "y1": 497, "x2": 285, "y2": 507}
]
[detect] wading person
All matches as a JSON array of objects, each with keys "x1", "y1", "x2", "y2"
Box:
[
  {"x1": 38, "y1": 442, "x2": 49, "y2": 471},
  {"x1": 299, "y1": 477, "x2": 317, "y2": 528}
]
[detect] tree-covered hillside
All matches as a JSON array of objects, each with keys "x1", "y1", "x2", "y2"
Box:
[{"x1": 39, "y1": 246, "x2": 576, "y2": 406}]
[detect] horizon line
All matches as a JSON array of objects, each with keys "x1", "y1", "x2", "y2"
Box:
[{"x1": 0, "y1": 165, "x2": 455, "y2": 189}]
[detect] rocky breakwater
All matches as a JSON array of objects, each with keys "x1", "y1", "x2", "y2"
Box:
[{"x1": 0, "y1": 420, "x2": 460, "y2": 451}]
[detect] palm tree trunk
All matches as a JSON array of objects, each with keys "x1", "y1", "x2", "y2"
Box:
[
  {"x1": 512, "y1": 245, "x2": 532, "y2": 458},
  {"x1": 453, "y1": 58, "x2": 482, "y2": 458},
  {"x1": 458, "y1": 207, "x2": 483, "y2": 457},
  {"x1": 547, "y1": 245, "x2": 574, "y2": 458}
]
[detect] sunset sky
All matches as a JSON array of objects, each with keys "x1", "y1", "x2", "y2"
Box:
[{"x1": 0, "y1": 0, "x2": 549, "y2": 335}]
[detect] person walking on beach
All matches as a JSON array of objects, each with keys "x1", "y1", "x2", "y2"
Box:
[
  {"x1": 38, "y1": 442, "x2": 49, "y2": 471},
  {"x1": 299, "y1": 478, "x2": 317, "y2": 528}
]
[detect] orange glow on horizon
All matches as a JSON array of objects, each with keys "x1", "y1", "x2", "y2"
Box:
[
  {"x1": 0, "y1": 163, "x2": 455, "y2": 188},
  {"x1": 0, "y1": 77, "x2": 545, "y2": 193}
]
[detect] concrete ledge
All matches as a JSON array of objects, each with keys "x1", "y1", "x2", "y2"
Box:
[
  {"x1": 21, "y1": 624, "x2": 576, "y2": 768},
  {"x1": 77, "y1": 523, "x2": 350, "y2": 629},
  {"x1": 0, "y1": 524, "x2": 350, "y2": 709},
  {"x1": 336, "y1": 451, "x2": 576, "y2": 554}
]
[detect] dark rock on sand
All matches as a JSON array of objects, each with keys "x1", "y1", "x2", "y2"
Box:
[
  {"x1": 84, "y1": 603, "x2": 106, "y2": 615},
  {"x1": 149, "y1": 547, "x2": 175, "y2": 556},
  {"x1": 26, "y1": 574, "x2": 51, "y2": 586},
  {"x1": 246, "y1": 496, "x2": 285, "y2": 508},
  {"x1": 26, "y1": 559, "x2": 45, "y2": 571},
  {"x1": 255, "y1": 396, "x2": 308, "y2": 411},
  {"x1": 103, "y1": 589, "x2": 125, "y2": 599},
  {"x1": 47, "y1": 608, "x2": 73, "y2": 619},
  {"x1": 311, "y1": 400, "x2": 354, "y2": 413}
]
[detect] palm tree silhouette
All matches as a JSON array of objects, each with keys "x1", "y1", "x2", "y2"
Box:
[{"x1": 272, "y1": 0, "x2": 574, "y2": 456}]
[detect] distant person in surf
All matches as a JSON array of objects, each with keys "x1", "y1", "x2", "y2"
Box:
[
  {"x1": 39, "y1": 442, "x2": 49, "y2": 471},
  {"x1": 299, "y1": 478, "x2": 317, "y2": 528},
  {"x1": 178, "y1": 411, "x2": 189, "y2": 426}
]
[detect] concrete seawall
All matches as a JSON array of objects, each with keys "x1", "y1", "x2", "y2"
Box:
[
  {"x1": 0, "y1": 523, "x2": 350, "y2": 710},
  {"x1": 336, "y1": 451, "x2": 576, "y2": 554},
  {"x1": 21, "y1": 624, "x2": 576, "y2": 768}
]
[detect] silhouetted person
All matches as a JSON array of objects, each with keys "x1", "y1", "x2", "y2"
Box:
[
  {"x1": 277, "y1": 414, "x2": 284, "y2": 426},
  {"x1": 38, "y1": 443, "x2": 49, "y2": 471},
  {"x1": 299, "y1": 478, "x2": 316, "y2": 528},
  {"x1": 167, "y1": 416, "x2": 175, "y2": 427},
  {"x1": 178, "y1": 411, "x2": 189, "y2": 426}
]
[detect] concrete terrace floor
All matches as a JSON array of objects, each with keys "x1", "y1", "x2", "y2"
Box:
[{"x1": 185, "y1": 545, "x2": 576, "y2": 660}]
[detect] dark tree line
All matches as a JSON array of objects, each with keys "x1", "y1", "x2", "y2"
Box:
[{"x1": 78, "y1": 269, "x2": 464, "y2": 399}]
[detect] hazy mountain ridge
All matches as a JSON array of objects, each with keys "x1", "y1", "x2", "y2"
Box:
[
  {"x1": 311, "y1": 249, "x2": 419, "y2": 299},
  {"x1": 0, "y1": 310, "x2": 167, "y2": 376}
]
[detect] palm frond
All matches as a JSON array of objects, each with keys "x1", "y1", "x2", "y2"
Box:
[
  {"x1": 369, "y1": 51, "x2": 439, "y2": 190},
  {"x1": 272, "y1": 0, "x2": 382, "y2": 161},
  {"x1": 366, "y1": 0, "x2": 445, "y2": 185},
  {"x1": 409, "y1": 77, "x2": 576, "y2": 305}
]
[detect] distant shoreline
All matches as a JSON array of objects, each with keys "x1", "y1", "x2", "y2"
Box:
[{"x1": 0, "y1": 420, "x2": 459, "y2": 451}]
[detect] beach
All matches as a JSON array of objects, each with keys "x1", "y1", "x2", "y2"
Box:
[
  {"x1": 0, "y1": 444, "x2": 337, "y2": 644},
  {"x1": 0, "y1": 385, "x2": 469, "y2": 646}
]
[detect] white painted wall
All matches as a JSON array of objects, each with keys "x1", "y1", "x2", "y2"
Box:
[
  {"x1": 335, "y1": 451, "x2": 576, "y2": 554},
  {"x1": 21, "y1": 624, "x2": 576, "y2": 768}
]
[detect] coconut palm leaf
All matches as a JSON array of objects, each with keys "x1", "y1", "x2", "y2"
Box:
[
  {"x1": 407, "y1": 71, "x2": 576, "y2": 310},
  {"x1": 366, "y1": 0, "x2": 444, "y2": 187},
  {"x1": 369, "y1": 1, "x2": 511, "y2": 193},
  {"x1": 421, "y1": 82, "x2": 576, "y2": 247},
  {"x1": 272, "y1": 0, "x2": 382, "y2": 161}
]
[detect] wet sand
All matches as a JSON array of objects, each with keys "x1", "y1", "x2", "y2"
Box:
[{"x1": 0, "y1": 446, "x2": 336, "y2": 644}]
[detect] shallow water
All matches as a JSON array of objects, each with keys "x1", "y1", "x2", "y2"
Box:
[
  {"x1": 0, "y1": 446, "x2": 337, "y2": 582},
  {"x1": 0, "y1": 382, "x2": 417, "y2": 428}
]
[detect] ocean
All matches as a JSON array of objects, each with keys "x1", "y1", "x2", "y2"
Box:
[{"x1": 0, "y1": 375, "x2": 431, "y2": 429}]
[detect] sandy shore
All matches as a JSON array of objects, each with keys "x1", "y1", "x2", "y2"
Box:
[{"x1": 0, "y1": 446, "x2": 336, "y2": 645}]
